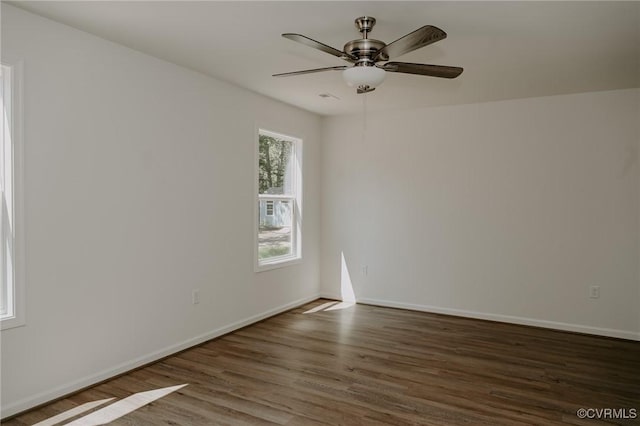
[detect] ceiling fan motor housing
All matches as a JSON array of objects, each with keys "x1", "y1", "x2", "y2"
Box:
[{"x1": 343, "y1": 39, "x2": 388, "y2": 63}]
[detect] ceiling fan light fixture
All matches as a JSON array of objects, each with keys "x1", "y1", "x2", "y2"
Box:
[{"x1": 342, "y1": 65, "x2": 386, "y2": 90}]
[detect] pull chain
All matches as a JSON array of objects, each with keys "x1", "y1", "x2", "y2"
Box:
[
  {"x1": 360, "y1": 93, "x2": 368, "y2": 283},
  {"x1": 362, "y1": 93, "x2": 367, "y2": 145}
]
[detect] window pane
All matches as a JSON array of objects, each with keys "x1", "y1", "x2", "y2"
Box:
[
  {"x1": 0, "y1": 67, "x2": 6, "y2": 317},
  {"x1": 258, "y1": 135, "x2": 294, "y2": 196},
  {"x1": 258, "y1": 200, "x2": 293, "y2": 260},
  {"x1": 1, "y1": 237, "x2": 11, "y2": 317}
]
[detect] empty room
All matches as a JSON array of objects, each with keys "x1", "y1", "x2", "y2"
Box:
[{"x1": 1, "y1": 1, "x2": 639, "y2": 425}]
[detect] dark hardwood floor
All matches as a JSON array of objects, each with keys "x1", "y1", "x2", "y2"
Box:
[{"x1": 4, "y1": 300, "x2": 640, "y2": 425}]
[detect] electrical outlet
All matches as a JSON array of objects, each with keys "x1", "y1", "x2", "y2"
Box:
[
  {"x1": 362, "y1": 265, "x2": 368, "y2": 276},
  {"x1": 589, "y1": 286, "x2": 600, "y2": 299},
  {"x1": 192, "y1": 289, "x2": 200, "y2": 305}
]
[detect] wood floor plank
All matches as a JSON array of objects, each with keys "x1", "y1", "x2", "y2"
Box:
[{"x1": 4, "y1": 300, "x2": 639, "y2": 425}]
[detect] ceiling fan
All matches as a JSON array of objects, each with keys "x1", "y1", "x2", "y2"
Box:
[{"x1": 273, "y1": 17, "x2": 463, "y2": 94}]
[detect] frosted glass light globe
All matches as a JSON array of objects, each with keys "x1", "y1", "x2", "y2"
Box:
[{"x1": 342, "y1": 66, "x2": 386, "y2": 88}]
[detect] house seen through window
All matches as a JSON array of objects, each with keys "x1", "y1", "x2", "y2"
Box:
[{"x1": 257, "y1": 129, "x2": 301, "y2": 269}]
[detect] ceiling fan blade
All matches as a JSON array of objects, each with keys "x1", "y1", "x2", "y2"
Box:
[
  {"x1": 273, "y1": 66, "x2": 348, "y2": 77},
  {"x1": 381, "y1": 62, "x2": 463, "y2": 79},
  {"x1": 375, "y1": 25, "x2": 447, "y2": 61},
  {"x1": 282, "y1": 33, "x2": 356, "y2": 61}
]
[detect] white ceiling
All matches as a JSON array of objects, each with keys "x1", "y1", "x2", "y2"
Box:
[{"x1": 10, "y1": 1, "x2": 640, "y2": 116}]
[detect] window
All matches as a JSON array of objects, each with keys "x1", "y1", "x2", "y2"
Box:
[
  {"x1": 1, "y1": 62, "x2": 24, "y2": 329},
  {"x1": 256, "y1": 129, "x2": 302, "y2": 270}
]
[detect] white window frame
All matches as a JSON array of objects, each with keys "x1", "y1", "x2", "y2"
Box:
[
  {"x1": 255, "y1": 128, "x2": 302, "y2": 272},
  {"x1": 1, "y1": 61, "x2": 25, "y2": 330}
]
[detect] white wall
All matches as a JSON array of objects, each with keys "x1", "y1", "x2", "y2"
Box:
[
  {"x1": 321, "y1": 88, "x2": 640, "y2": 340},
  {"x1": 0, "y1": 5, "x2": 322, "y2": 417}
]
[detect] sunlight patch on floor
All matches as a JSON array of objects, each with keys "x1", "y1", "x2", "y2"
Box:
[
  {"x1": 32, "y1": 399, "x2": 115, "y2": 426},
  {"x1": 59, "y1": 384, "x2": 187, "y2": 426},
  {"x1": 325, "y1": 301, "x2": 355, "y2": 311},
  {"x1": 303, "y1": 301, "x2": 338, "y2": 314}
]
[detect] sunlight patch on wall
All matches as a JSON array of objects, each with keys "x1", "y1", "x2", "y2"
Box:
[{"x1": 322, "y1": 252, "x2": 356, "y2": 311}]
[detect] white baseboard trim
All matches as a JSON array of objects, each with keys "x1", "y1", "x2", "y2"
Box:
[
  {"x1": 318, "y1": 292, "x2": 341, "y2": 300},
  {"x1": 357, "y1": 297, "x2": 640, "y2": 341},
  {"x1": 1, "y1": 294, "x2": 320, "y2": 419}
]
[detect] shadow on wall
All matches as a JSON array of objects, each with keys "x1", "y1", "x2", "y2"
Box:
[{"x1": 305, "y1": 251, "x2": 356, "y2": 313}]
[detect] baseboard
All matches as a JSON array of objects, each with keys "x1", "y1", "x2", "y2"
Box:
[
  {"x1": 318, "y1": 292, "x2": 341, "y2": 300},
  {"x1": 357, "y1": 297, "x2": 640, "y2": 341},
  {"x1": 1, "y1": 294, "x2": 320, "y2": 419}
]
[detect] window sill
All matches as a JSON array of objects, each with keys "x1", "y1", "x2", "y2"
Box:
[
  {"x1": 1, "y1": 315, "x2": 26, "y2": 331},
  {"x1": 255, "y1": 256, "x2": 302, "y2": 273}
]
